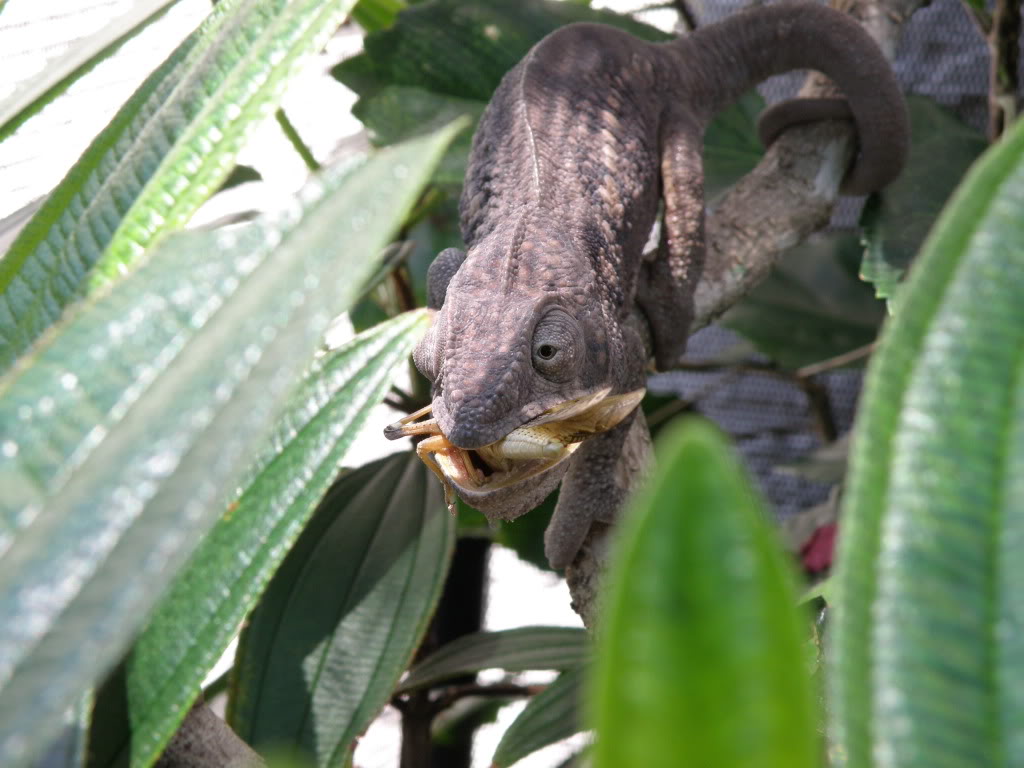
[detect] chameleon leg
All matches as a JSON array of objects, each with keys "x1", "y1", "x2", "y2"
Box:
[
  {"x1": 636, "y1": 114, "x2": 706, "y2": 370},
  {"x1": 544, "y1": 412, "x2": 639, "y2": 571},
  {"x1": 416, "y1": 435, "x2": 459, "y2": 514}
]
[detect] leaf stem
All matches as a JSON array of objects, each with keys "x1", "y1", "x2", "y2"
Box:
[{"x1": 276, "y1": 108, "x2": 321, "y2": 172}]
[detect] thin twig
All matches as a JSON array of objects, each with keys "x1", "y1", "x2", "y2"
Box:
[
  {"x1": 428, "y1": 682, "x2": 543, "y2": 716},
  {"x1": 795, "y1": 341, "x2": 875, "y2": 378},
  {"x1": 958, "y1": 0, "x2": 993, "y2": 37},
  {"x1": 987, "y1": 0, "x2": 1022, "y2": 140},
  {"x1": 276, "y1": 108, "x2": 321, "y2": 172}
]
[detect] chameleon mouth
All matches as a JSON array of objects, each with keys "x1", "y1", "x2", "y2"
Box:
[{"x1": 383, "y1": 387, "x2": 645, "y2": 507}]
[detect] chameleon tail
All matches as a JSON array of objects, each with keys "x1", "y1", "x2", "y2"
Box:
[{"x1": 667, "y1": 2, "x2": 908, "y2": 195}]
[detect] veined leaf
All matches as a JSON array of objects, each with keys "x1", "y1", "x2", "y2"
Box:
[
  {"x1": 591, "y1": 419, "x2": 817, "y2": 768},
  {"x1": 0, "y1": 0, "x2": 358, "y2": 375},
  {"x1": 492, "y1": 666, "x2": 584, "y2": 768},
  {"x1": 830, "y1": 101, "x2": 1024, "y2": 767},
  {"x1": 228, "y1": 454, "x2": 456, "y2": 766},
  {"x1": 0, "y1": 0, "x2": 181, "y2": 145},
  {"x1": 117, "y1": 310, "x2": 430, "y2": 768},
  {"x1": 399, "y1": 627, "x2": 588, "y2": 692},
  {"x1": 0, "y1": 123, "x2": 462, "y2": 767}
]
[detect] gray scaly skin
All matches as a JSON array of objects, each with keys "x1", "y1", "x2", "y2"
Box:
[{"x1": 407, "y1": 2, "x2": 909, "y2": 570}]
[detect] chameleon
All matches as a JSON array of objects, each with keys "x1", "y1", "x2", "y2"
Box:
[{"x1": 385, "y1": 2, "x2": 909, "y2": 570}]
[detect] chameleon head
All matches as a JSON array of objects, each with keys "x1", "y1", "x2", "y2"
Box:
[{"x1": 391, "y1": 228, "x2": 643, "y2": 517}]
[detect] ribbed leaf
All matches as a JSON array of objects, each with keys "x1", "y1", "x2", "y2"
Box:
[
  {"x1": 492, "y1": 666, "x2": 584, "y2": 768},
  {"x1": 830, "y1": 103, "x2": 1024, "y2": 767},
  {"x1": 0, "y1": 0, "x2": 358, "y2": 375},
  {"x1": 114, "y1": 310, "x2": 431, "y2": 768},
  {"x1": 591, "y1": 419, "x2": 817, "y2": 768},
  {"x1": 399, "y1": 627, "x2": 587, "y2": 693},
  {"x1": 0, "y1": 123, "x2": 462, "y2": 767},
  {"x1": 228, "y1": 454, "x2": 456, "y2": 766},
  {"x1": 0, "y1": 0, "x2": 179, "y2": 144}
]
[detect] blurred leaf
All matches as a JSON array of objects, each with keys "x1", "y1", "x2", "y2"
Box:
[
  {"x1": 492, "y1": 667, "x2": 584, "y2": 768},
  {"x1": 228, "y1": 454, "x2": 456, "y2": 766},
  {"x1": 333, "y1": 0, "x2": 669, "y2": 103},
  {"x1": 0, "y1": 0, "x2": 359, "y2": 375},
  {"x1": 0, "y1": 0, "x2": 178, "y2": 145},
  {"x1": 0, "y1": 123, "x2": 462, "y2": 767},
  {"x1": 704, "y1": 91, "x2": 765, "y2": 200},
  {"x1": 354, "y1": 86, "x2": 484, "y2": 184},
  {"x1": 592, "y1": 419, "x2": 817, "y2": 768},
  {"x1": 218, "y1": 164, "x2": 262, "y2": 191},
  {"x1": 830, "y1": 99, "x2": 1024, "y2": 767},
  {"x1": 723, "y1": 232, "x2": 885, "y2": 369},
  {"x1": 859, "y1": 96, "x2": 987, "y2": 304},
  {"x1": 120, "y1": 310, "x2": 431, "y2": 768},
  {"x1": 399, "y1": 627, "x2": 588, "y2": 692},
  {"x1": 352, "y1": 0, "x2": 406, "y2": 31},
  {"x1": 32, "y1": 693, "x2": 91, "y2": 768}
]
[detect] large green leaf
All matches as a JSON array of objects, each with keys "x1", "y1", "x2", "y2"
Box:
[
  {"x1": 830, "y1": 105, "x2": 1024, "y2": 766},
  {"x1": 0, "y1": 0, "x2": 358, "y2": 375},
  {"x1": 591, "y1": 419, "x2": 817, "y2": 768},
  {"x1": 228, "y1": 454, "x2": 456, "y2": 766},
  {"x1": 492, "y1": 666, "x2": 584, "y2": 768},
  {"x1": 333, "y1": 0, "x2": 668, "y2": 103},
  {"x1": 399, "y1": 627, "x2": 588, "y2": 692},
  {"x1": 0, "y1": 0, "x2": 180, "y2": 145},
  {"x1": 112, "y1": 310, "x2": 431, "y2": 768},
  {"x1": 0, "y1": 123, "x2": 462, "y2": 767},
  {"x1": 859, "y1": 96, "x2": 987, "y2": 304},
  {"x1": 723, "y1": 232, "x2": 885, "y2": 369}
]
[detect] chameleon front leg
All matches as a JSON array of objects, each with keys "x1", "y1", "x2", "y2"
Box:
[
  {"x1": 636, "y1": 114, "x2": 706, "y2": 370},
  {"x1": 544, "y1": 412, "x2": 639, "y2": 571}
]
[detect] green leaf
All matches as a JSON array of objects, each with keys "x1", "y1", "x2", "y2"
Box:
[
  {"x1": 0, "y1": 123, "x2": 462, "y2": 767},
  {"x1": 704, "y1": 91, "x2": 765, "y2": 201},
  {"x1": 0, "y1": 0, "x2": 359, "y2": 375},
  {"x1": 333, "y1": 0, "x2": 669, "y2": 103},
  {"x1": 0, "y1": 0, "x2": 179, "y2": 145},
  {"x1": 354, "y1": 86, "x2": 485, "y2": 185},
  {"x1": 723, "y1": 232, "x2": 885, "y2": 369},
  {"x1": 118, "y1": 310, "x2": 431, "y2": 768},
  {"x1": 859, "y1": 96, "x2": 987, "y2": 304},
  {"x1": 829, "y1": 99, "x2": 1024, "y2": 767},
  {"x1": 591, "y1": 419, "x2": 817, "y2": 768},
  {"x1": 352, "y1": 0, "x2": 406, "y2": 31},
  {"x1": 399, "y1": 627, "x2": 589, "y2": 692},
  {"x1": 493, "y1": 667, "x2": 584, "y2": 768},
  {"x1": 228, "y1": 454, "x2": 456, "y2": 766}
]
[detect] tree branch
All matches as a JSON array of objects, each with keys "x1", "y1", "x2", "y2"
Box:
[
  {"x1": 565, "y1": 0, "x2": 925, "y2": 628},
  {"x1": 155, "y1": 700, "x2": 264, "y2": 768}
]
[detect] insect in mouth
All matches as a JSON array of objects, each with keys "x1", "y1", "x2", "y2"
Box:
[{"x1": 384, "y1": 388, "x2": 646, "y2": 513}]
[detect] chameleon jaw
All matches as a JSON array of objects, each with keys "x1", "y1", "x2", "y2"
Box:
[{"x1": 383, "y1": 387, "x2": 645, "y2": 510}]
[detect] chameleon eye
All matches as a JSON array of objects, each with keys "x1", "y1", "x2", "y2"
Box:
[{"x1": 531, "y1": 309, "x2": 581, "y2": 381}]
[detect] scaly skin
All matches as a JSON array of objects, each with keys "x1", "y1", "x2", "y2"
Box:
[{"x1": 404, "y1": 2, "x2": 909, "y2": 570}]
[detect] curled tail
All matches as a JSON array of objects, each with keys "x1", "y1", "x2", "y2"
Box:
[{"x1": 669, "y1": 2, "x2": 909, "y2": 195}]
